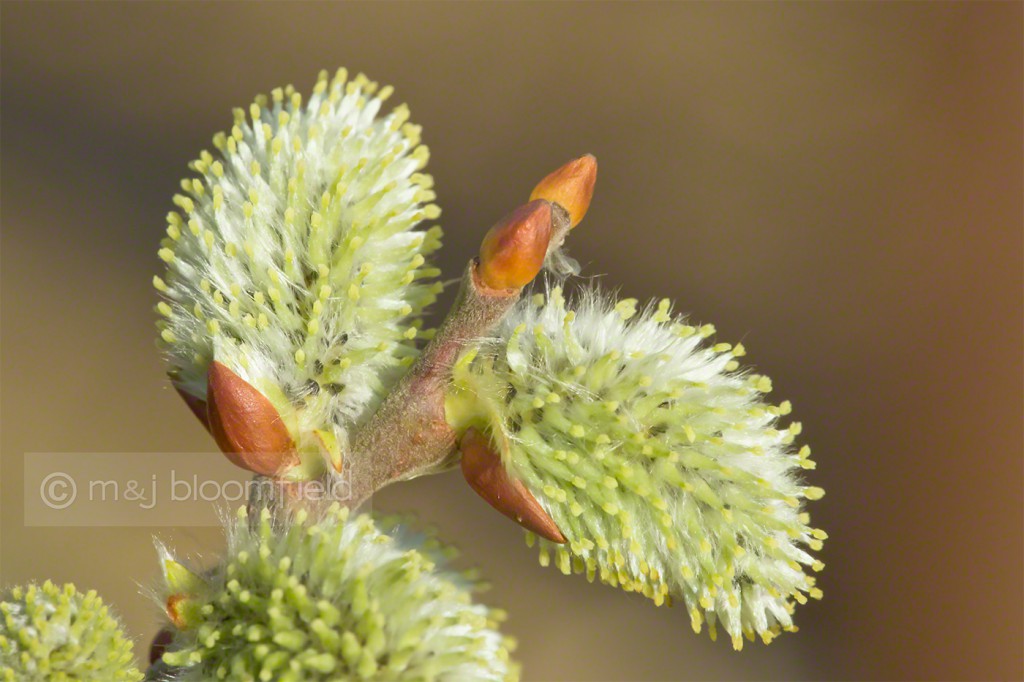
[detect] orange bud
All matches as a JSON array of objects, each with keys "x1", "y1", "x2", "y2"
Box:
[
  {"x1": 173, "y1": 383, "x2": 210, "y2": 431},
  {"x1": 529, "y1": 154, "x2": 597, "y2": 229},
  {"x1": 206, "y1": 361, "x2": 298, "y2": 477},
  {"x1": 459, "y1": 427, "x2": 566, "y2": 543},
  {"x1": 476, "y1": 200, "x2": 553, "y2": 291}
]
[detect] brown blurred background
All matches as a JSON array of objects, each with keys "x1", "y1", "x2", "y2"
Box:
[{"x1": 2, "y1": 2, "x2": 1021, "y2": 680}]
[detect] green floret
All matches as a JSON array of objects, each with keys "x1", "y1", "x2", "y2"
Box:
[
  {"x1": 447, "y1": 286, "x2": 825, "y2": 649},
  {"x1": 156, "y1": 505, "x2": 517, "y2": 681},
  {"x1": 155, "y1": 69, "x2": 445, "y2": 466},
  {"x1": 0, "y1": 581, "x2": 141, "y2": 682}
]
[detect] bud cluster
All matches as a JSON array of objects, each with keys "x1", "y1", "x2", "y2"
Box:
[{"x1": 146, "y1": 67, "x2": 825, "y2": 666}]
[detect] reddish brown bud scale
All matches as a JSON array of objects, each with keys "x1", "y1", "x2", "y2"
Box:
[
  {"x1": 149, "y1": 627, "x2": 175, "y2": 664},
  {"x1": 174, "y1": 383, "x2": 210, "y2": 431},
  {"x1": 476, "y1": 200, "x2": 553, "y2": 291},
  {"x1": 206, "y1": 361, "x2": 298, "y2": 477},
  {"x1": 165, "y1": 594, "x2": 191, "y2": 630},
  {"x1": 459, "y1": 427, "x2": 566, "y2": 543},
  {"x1": 529, "y1": 154, "x2": 597, "y2": 229}
]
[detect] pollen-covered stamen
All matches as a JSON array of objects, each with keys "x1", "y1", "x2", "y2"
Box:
[
  {"x1": 476, "y1": 200, "x2": 553, "y2": 291},
  {"x1": 529, "y1": 154, "x2": 597, "y2": 230},
  {"x1": 447, "y1": 286, "x2": 824, "y2": 647},
  {"x1": 155, "y1": 69, "x2": 445, "y2": 472},
  {"x1": 460, "y1": 427, "x2": 566, "y2": 543},
  {"x1": 207, "y1": 361, "x2": 299, "y2": 477}
]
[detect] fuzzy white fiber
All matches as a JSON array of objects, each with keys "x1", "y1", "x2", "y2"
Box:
[
  {"x1": 154, "y1": 69, "x2": 443, "y2": 466},
  {"x1": 448, "y1": 285, "x2": 826, "y2": 649}
]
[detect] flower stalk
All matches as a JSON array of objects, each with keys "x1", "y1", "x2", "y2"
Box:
[{"x1": 343, "y1": 197, "x2": 569, "y2": 506}]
